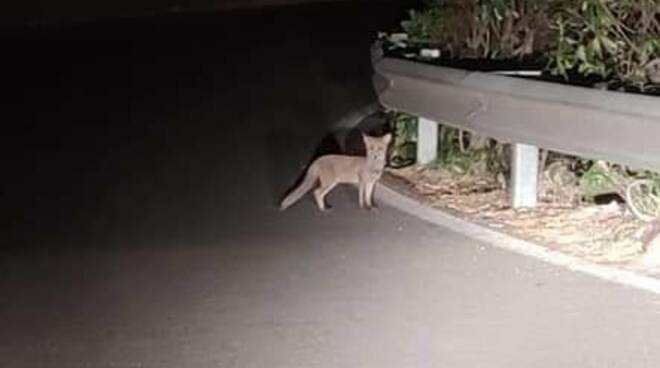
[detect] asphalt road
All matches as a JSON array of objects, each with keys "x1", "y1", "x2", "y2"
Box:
[{"x1": 3, "y1": 3, "x2": 660, "y2": 367}]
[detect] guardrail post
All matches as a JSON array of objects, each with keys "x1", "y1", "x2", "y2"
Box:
[
  {"x1": 511, "y1": 143, "x2": 539, "y2": 208},
  {"x1": 417, "y1": 117, "x2": 438, "y2": 164}
]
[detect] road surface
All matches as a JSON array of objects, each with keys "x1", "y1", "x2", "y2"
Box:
[{"x1": 3, "y1": 3, "x2": 660, "y2": 367}]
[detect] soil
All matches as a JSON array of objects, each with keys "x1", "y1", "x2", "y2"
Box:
[{"x1": 384, "y1": 165, "x2": 651, "y2": 268}]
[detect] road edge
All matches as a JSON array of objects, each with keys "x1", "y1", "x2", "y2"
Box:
[{"x1": 375, "y1": 181, "x2": 660, "y2": 295}]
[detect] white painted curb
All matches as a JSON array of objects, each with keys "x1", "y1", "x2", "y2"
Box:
[{"x1": 375, "y1": 182, "x2": 660, "y2": 295}]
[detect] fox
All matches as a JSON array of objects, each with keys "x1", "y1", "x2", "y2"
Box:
[{"x1": 280, "y1": 133, "x2": 392, "y2": 211}]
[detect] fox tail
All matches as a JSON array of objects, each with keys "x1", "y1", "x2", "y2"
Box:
[{"x1": 279, "y1": 168, "x2": 317, "y2": 210}]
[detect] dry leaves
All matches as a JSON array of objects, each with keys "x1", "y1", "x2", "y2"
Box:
[{"x1": 387, "y1": 165, "x2": 647, "y2": 266}]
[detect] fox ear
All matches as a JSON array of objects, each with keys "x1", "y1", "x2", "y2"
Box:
[{"x1": 382, "y1": 133, "x2": 392, "y2": 143}]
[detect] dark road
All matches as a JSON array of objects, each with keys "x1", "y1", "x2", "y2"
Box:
[
  {"x1": 2, "y1": 3, "x2": 402, "y2": 249},
  {"x1": 5, "y1": 2, "x2": 660, "y2": 367}
]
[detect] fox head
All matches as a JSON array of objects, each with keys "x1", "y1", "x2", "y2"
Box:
[{"x1": 362, "y1": 133, "x2": 392, "y2": 163}]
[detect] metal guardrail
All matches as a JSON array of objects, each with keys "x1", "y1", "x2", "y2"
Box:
[
  {"x1": 371, "y1": 42, "x2": 660, "y2": 207},
  {"x1": 372, "y1": 55, "x2": 660, "y2": 174}
]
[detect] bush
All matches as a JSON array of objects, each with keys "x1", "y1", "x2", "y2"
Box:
[
  {"x1": 399, "y1": 0, "x2": 554, "y2": 59},
  {"x1": 549, "y1": 0, "x2": 660, "y2": 90},
  {"x1": 387, "y1": 112, "x2": 418, "y2": 168}
]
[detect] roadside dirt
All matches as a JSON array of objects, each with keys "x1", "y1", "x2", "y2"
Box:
[{"x1": 384, "y1": 165, "x2": 650, "y2": 268}]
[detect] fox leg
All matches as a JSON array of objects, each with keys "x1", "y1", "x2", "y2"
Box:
[
  {"x1": 365, "y1": 180, "x2": 376, "y2": 209},
  {"x1": 358, "y1": 182, "x2": 366, "y2": 209},
  {"x1": 314, "y1": 178, "x2": 338, "y2": 211}
]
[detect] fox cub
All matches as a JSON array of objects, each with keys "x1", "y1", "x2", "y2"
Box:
[{"x1": 280, "y1": 133, "x2": 392, "y2": 211}]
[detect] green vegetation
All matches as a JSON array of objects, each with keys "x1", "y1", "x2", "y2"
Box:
[
  {"x1": 400, "y1": 0, "x2": 553, "y2": 59},
  {"x1": 387, "y1": 0, "x2": 660, "y2": 89},
  {"x1": 549, "y1": 0, "x2": 660, "y2": 90},
  {"x1": 386, "y1": 111, "x2": 417, "y2": 168}
]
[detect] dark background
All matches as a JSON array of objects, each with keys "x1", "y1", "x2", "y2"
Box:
[
  {"x1": 0, "y1": 0, "x2": 416, "y2": 251},
  {"x1": 1, "y1": 0, "x2": 408, "y2": 27}
]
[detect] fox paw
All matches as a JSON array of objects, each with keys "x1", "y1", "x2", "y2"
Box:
[{"x1": 319, "y1": 204, "x2": 333, "y2": 212}]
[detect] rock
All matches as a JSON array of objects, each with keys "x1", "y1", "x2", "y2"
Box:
[{"x1": 644, "y1": 58, "x2": 660, "y2": 84}]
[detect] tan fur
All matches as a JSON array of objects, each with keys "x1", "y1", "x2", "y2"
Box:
[{"x1": 280, "y1": 133, "x2": 391, "y2": 211}]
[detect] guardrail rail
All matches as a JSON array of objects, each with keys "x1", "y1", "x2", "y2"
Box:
[{"x1": 371, "y1": 43, "x2": 660, "y2": 207}]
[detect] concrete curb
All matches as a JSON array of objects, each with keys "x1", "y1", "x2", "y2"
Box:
[{"x1": 375, "y1": 182, "x2": 660, "y2": 295}]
